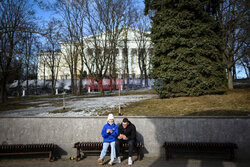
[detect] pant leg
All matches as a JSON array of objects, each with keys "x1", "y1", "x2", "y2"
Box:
[
  {"x1": 128, "y1": 140, "x2": 135, "y2": 157},
  {"x1": 110, "y1": 141, "x2": 116, "y2": 159},
  {"x1": 115, "y1": 140, "x2": 124, "y2": 157},
  {"x1": 100, "y1": 142, "x2": 110, "y2": 159}
]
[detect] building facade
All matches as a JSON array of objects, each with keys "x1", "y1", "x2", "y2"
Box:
[{"x1": 38, "y1": 27, "x2": 153, "y2": 80}]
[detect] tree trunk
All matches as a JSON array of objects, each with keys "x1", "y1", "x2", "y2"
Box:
[
  {"x1": 1, "y1": 77, "x2": 7, "y2": 103},
  {"x1": 70, "y1": 75, "x2": 75, "y2": 94},
  {"x1": 26, "y1": 70, "x2": 29, "y2": 95},
  {"x1": 17, "y1": 79, "x2": 21, "y2": 97},
  {"x1": 51, "y1": 67, "x2": 55, "y2": 95},
  {"x1": 51, "y1": 78, "x2": 55, "y2": 95},
  {"x1": 43, "y1": 63, "x2": 46, "y2": 87},
  {"x1": 143, "y1": 59, "x2": 147, "y2": 88},
  {"x1": 98, "y1": 78, "x2": 104, "y2": 96},
  {"x1": 228, "y1": 67, "x2": 234, "y2": 89},
  {"x1": 77, "y1": 72, "x2": 83, "y2": 95},
  {"x1": 74, "y1": 55, "x2": 78, "y2": 95},
  {"x1": 112, "y1": 52, "x2": 116, "y2": 77},
  {"x1": 17, "y1": 65, "x2": 22, "y2": 97},
  {"x1": 241, "y1": 61, "x2": 249, "y2": 78},
  {"x1": 233, "y1": 64, "x2": 237, "y2": 79},
  {"x1": 35, "y1": 77, "x2": 38, "y2": 95},
  {"x1": 248, "y1": 66, "x2": 250, "y2": 78},
  {"x1": 140, "y1": 74, "x2": 143, "y2": 88},
  {"x1": 144, "y1": 68, "x2": 148, "y2": 88}
]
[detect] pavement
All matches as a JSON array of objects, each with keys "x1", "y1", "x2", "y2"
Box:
[{"x1": 0, "y1": 156, "x2": 250, "y2": 167}]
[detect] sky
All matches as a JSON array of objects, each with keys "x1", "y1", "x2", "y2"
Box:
[
  {"x1": 34, "y1": 0, "x2": 145, "y2": 23},
  {"x1": 33, "y1": 0, "x2": 247, "y2": 79},
  {"x1": 33, "y1": 0, "x2": 59, "y2": 25}
]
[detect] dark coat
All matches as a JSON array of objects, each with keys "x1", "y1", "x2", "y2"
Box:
[{"x1": 118, "y1": 121, "x2": 136, "y2": 141}]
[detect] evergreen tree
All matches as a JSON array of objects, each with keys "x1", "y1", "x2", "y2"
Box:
[{"x1": 145, "y1": 0, "x2": 227, "y2": 98}]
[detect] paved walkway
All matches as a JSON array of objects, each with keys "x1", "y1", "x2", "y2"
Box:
[{"x1": 0, "y1": 156, "x2": 249, "y2": 167}]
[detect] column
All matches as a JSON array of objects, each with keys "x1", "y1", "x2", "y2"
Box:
[
  {"x1": 128, "y1": 48, "x2": 132, "y2": 78},
  {"x1": 118, "y1": 48, "x2": 123, "y2": 78}
]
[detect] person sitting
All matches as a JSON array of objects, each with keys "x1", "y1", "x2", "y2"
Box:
[
  {"x1": 98, "y1": 114, "x2": 118, "y2": 166},
  {"x1": 114, "y1": 118, "x2": 136, "y2": 165}
]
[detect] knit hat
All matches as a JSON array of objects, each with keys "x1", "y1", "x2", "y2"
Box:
[{"x1": 107, "y1": 114, "x2": 114, "y2": 121}]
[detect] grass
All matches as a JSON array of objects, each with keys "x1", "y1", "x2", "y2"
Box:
[
  {"x1": 49, "y1": 107, "x2": 73, "y2": 114},
  {"x1": 49, "y1": 101, "x2": 64, "y2": 107},
  {"x1": 105, "y1": 89, "x2": 250, "y2": 116},
  {"x1": 1, "y1": 89, "x2": 249, "y2": 116},
  {"x1": 71, "y1": 89, "x2": 157, "y2": 100},
  {"x1": 0, "y1": 102, "x2": 33, "y2": 112},
  {"x1": 0, "y1": 95, "x2": 65, "y2": 112},
  {"x1": 10, "y1": 94, "x2": 63, "y2": 101},
  {"x1": 73, "y1": 109, "x2": 83, "y2": 112},
  {"x1": 119, "y1": 89, "x2": 157, "y2": 96}
]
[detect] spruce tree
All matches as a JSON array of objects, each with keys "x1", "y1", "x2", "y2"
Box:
[{"x1": 145, "y1": 0, "x2": 227, "y2": 98}]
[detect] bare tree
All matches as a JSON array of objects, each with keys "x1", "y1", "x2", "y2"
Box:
[
  {"x1": 37, "y1": 49, "x2": 47, "y2": 87},
  {"x1": 84, "y1": 0, "x2": 136, "y2": 94},
  {"x1": 62, "y1": 0, "x2": 87, "y2": 95},
  {"x1": 133, "y1": 11, "x2": 152, "y2": 87},
  {"x1": 42, "y1": 19, "x2": 62, "y2": 95},
  {"x1": 238, "y1": 47, "x2": 250, "y2": 78},
  {"x1": 0, "y1": 0, "x2": 35, "y2": 102},
  {"x1": 55, "y1": 0, "x2": 83, "y2": 95},
  {"x1": 22, "y1": 31, "x2": 37, "y2": 95},
  {"x1": 29, "y1": 46, "x2": 39, "y2": 95},
  {"x1": 53, "y1": 0, "x2": 138, "y2": 95},
  {"x1": 14, "y1": 54, "x2": 24, "y2": 97},
  {"x1": 219, "y1": 0, "x2": 249, "y2": 89},
  {"x1": 117, "y1": 2, "x2": 137, "y2": 80},
  {"x1": 84, "y1": 0, "x2": 121, "y2": 95}
]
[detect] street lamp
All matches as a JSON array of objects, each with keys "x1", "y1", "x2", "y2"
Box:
[
  {"x1": 118, "y1": 70, "x2": 122, "y2": 116},
  {"x1": 118, "y1": 77, "x2": 122, "y2": 116}
]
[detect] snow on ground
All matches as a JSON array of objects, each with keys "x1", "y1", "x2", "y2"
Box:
[{"x1": 0, "y1": 94, "x2": 157, "y2": 117}]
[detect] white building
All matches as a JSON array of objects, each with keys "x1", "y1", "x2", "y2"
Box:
[{"x1": 38, "y1": 27, "x2": 153, "y2": 80}]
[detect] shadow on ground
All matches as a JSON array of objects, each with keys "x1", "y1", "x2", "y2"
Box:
[
  {"x1": 54, "y1": 145, "x2": 67, "y2": 160},
  {"x1": 147, "y1": 118, "x2": 250, "y2": 167}
]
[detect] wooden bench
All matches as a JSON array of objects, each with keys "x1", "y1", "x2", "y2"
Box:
[
  {"x1": 0, "y1": 143, "x2": 55, "y2": 161},
  {"x1": 164, "y1": 142, "x2": 238, "y2": 160},
  {"x1": 73, "y1": 142, "x2": 144, "y2": 161}
]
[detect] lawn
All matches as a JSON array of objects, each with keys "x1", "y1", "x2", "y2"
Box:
[
  {"x1": 0, "y1": 91, "x2": 155, "y2": 112},
  {"x1": 1, "y1": 88, "x2": 249, "y2": 116},
  {"x1": 106, "y1": 89, "x2": 250, "y2": 116},
  {"x1": 0, "y1": 95, "x2": 64, "y2": 112}
]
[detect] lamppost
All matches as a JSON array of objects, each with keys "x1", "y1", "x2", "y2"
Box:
[
  {"x1": 119, "y1": 82, "x2": 121, "y2": 115},
  {"x1": 118, "y1": 69, "x2": 122, "y2": 116}
]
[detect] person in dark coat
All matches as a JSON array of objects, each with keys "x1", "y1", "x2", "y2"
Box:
[{"x1": 114, "y1": 118, "x2": 136, "y2": 165}]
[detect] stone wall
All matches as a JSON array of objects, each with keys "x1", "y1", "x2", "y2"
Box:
[{"x1": 0, "y1": 116, "x2": 249, "y2": 159}]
